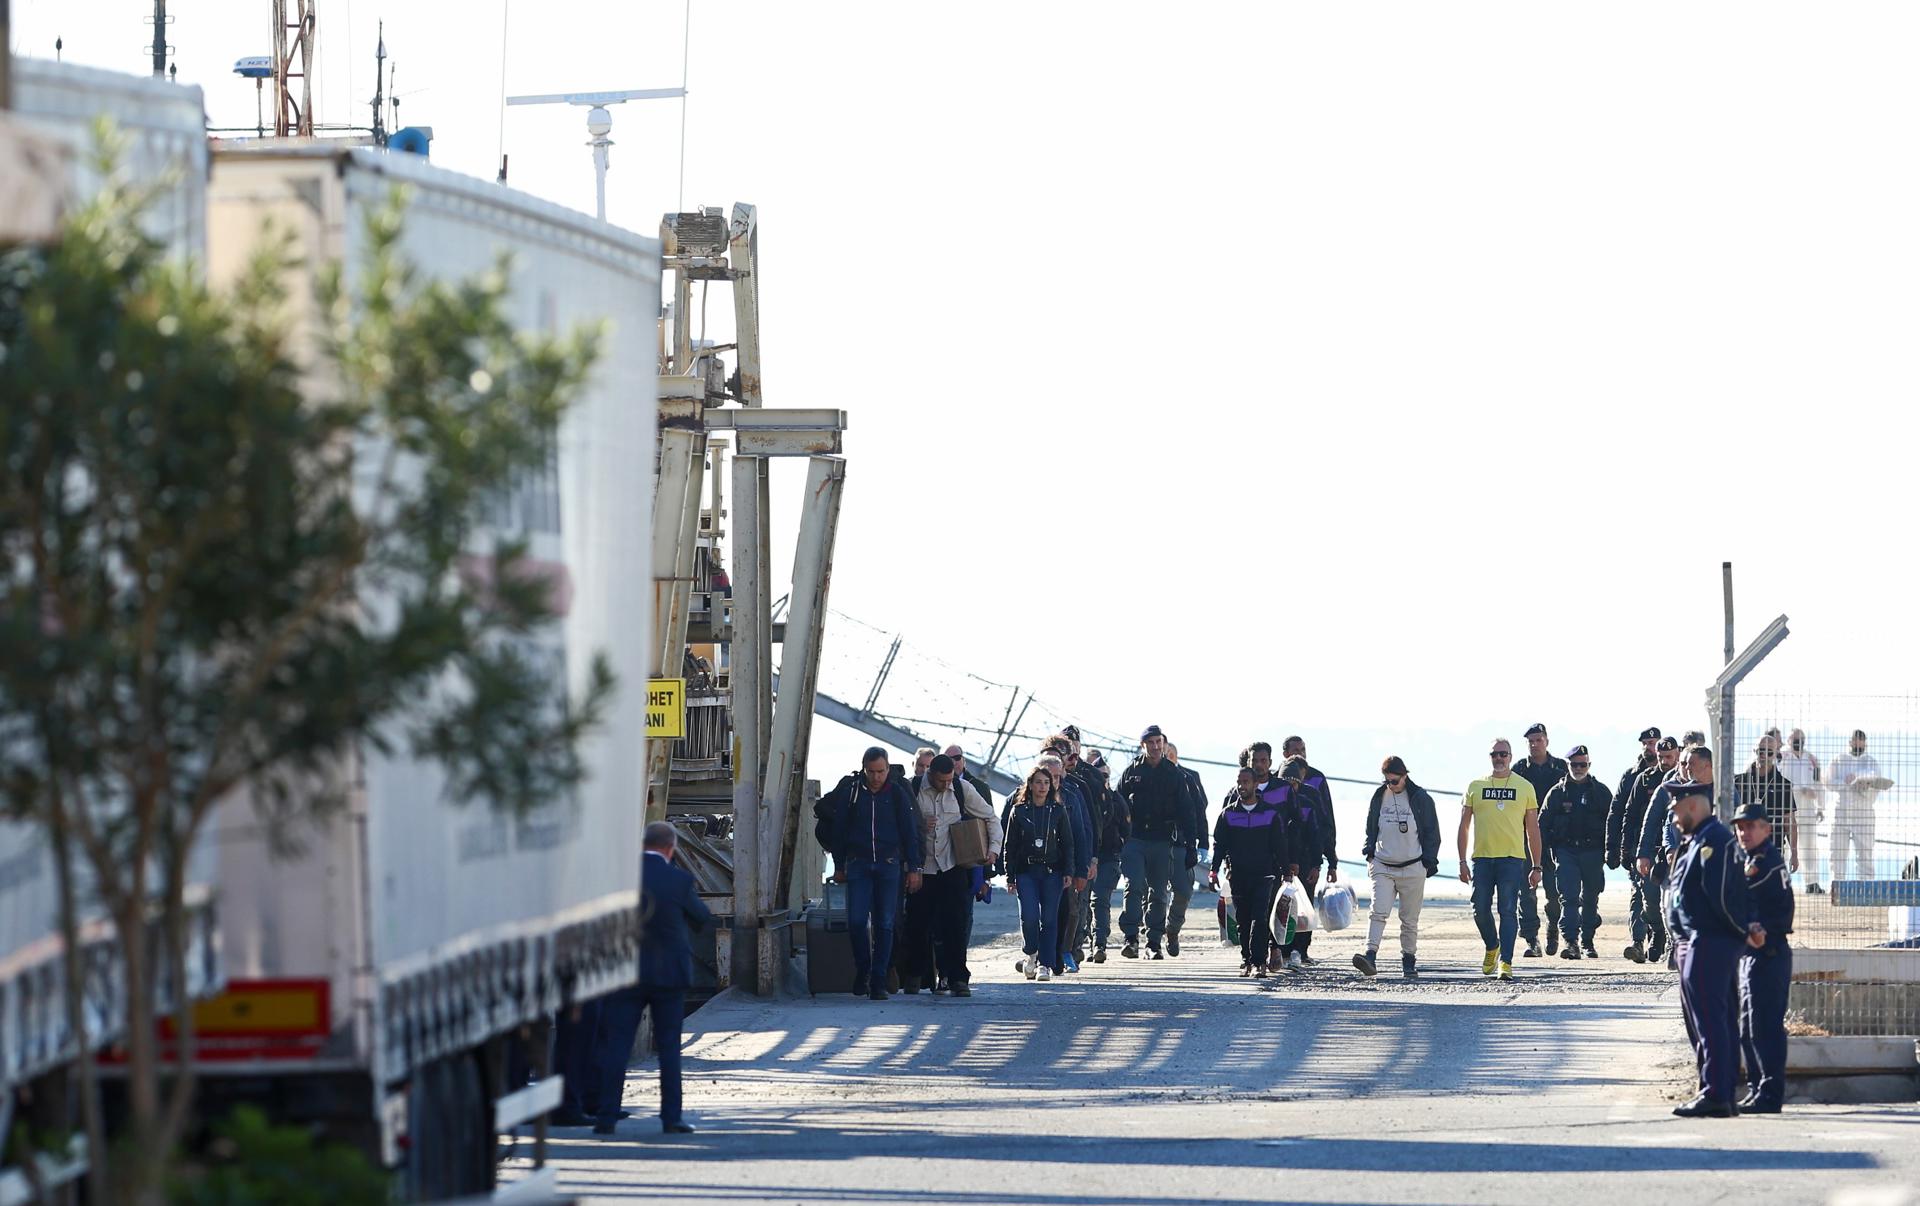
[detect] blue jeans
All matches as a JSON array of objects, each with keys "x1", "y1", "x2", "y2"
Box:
[
  {"x1": 845, "y1": 858, "x2": 904, "y2": 994},
  {"x1": 1169, "y1": 845, "x2": 1197, "y2": 938},
  {"x1": 1118, "y1": 838, "x2": 1174, "y2": 947},
  {"x1": 1092, "y1": 859, "x2": 1122, "y2": 948},
  {"x1": 1015, "y1": 870, "x2": 1062, "y2": 959},
  {"x1": 591, "y1": 985, "x2": 686, "y2": 1126},
  {"x1": 1552, "y1": 847, "x2": 1606, "y2": 947},
  {"x1": 1471, "y1": 856, "x2": 1527, "y2": 962}
]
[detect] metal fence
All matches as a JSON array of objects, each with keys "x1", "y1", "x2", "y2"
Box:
[{"x1": 1735, "y1": 693, "x2": 1920, "y2": 1035}]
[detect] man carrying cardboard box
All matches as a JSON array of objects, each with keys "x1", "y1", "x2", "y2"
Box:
[{"x1": 901, "y1": 754, "x2": 1003, "y2": 996}]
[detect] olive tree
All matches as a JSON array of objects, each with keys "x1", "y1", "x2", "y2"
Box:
[{"x1": 0, "y1": 164, "x2": 613, "y2": 1203}]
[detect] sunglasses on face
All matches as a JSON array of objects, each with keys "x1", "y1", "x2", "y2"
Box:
[
  {"x1": 1384, "y1": 776, "x2": 1404, "y2": 787},
  {"x1": 1490, "y1": 752, "x2": 1511, "y2": 760},
  {"x1": 1569, "y1": 761, "x2": 1590, "y2": 769}
]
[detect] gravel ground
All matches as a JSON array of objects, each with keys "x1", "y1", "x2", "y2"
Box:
[{"x1": 507, "y1": 888, "x2": 1920, "y2": 1205}]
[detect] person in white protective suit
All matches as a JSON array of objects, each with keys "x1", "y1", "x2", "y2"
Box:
[{"x1": 1828, "y1": 729, "x2": 1891, "y2": 883}]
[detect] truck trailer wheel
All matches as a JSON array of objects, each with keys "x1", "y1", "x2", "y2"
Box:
[{"x1": 403, "y1": 1053, "x2": 493, "y2": 1201}]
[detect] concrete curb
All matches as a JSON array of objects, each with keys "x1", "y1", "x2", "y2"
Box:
[{"x1": 1785, "y1": 1034, "x2": 1919, "y2": 1104}]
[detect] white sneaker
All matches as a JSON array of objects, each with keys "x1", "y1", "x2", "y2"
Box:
[
  {"x1": 1024, "y1": 958, "x2": 1037, "y2": 980},
  {"x1": 1036, "y1": 965, "x2": 1052, "y2": 981},
  {"x1": 1287, "y1": 951, "x2": 1305, "y2": 971}
]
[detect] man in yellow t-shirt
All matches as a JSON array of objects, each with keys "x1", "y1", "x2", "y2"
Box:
[{"x1": 1458, "y1": 738, "x2": 1544, "y2": 981}]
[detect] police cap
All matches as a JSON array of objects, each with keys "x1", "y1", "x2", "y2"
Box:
[{"x1": 1732, "y1": 802, "x2": 1770, "y2": 823}]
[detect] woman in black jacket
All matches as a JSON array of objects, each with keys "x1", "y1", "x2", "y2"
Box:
[
  {"x1": 1355, "y1": 756, "x2": 1442, "y2": 980},
  {"x1": 1002, "y1": 766, "x2": 1072, "y2": 982}
]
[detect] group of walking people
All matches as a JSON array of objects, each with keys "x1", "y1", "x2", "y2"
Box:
[
  {"x1": 817, "y1": 719, "x2": 1840, "y2": 1117},
  {"x1": 814, "y1": 726, "x2": 1340, "y2": 995}
]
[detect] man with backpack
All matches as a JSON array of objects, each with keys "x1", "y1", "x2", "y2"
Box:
[{"x1": 818, "y1": 747, "x2": 925, "y2": 1000}]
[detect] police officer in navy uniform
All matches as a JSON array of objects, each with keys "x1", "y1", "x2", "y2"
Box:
[
  {"x1": 1733, "y1": 800, "x2": 1795, "y2": 1113},
  {"x1": 1666, "y1": 778, "x2": 1757, "y2": 1117},
  {"x1": 1511, "y1": 723, "x2": 1569, "y2": 957}
]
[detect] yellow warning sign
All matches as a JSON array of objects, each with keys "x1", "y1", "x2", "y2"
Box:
[{"x1": 646, "y1": 678, "x2": 686, "y2": 738}]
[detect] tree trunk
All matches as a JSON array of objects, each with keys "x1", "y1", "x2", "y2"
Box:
[
  {"x1": 157, "y1": 841, "x2": 200, "y2": 1171},
  {"x1": 115, "y1": 894, "x2": 167, "y2": 1205},
  {"x1": 48, "y1": 795, "x2": 110, "y2": 1205}
]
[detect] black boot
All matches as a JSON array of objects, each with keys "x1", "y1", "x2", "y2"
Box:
[{"x1": 1401, "y1": 953, "x2": 1418, "y2": 980}]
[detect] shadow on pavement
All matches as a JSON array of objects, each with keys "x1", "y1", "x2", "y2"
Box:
[
  {"x1": 571, "y1": 1189, "x2": 1412, "y2": 1206},
  {"x1": 540, "y1": 1127, "x2": 1880, "y2": 1174},
  {"x1": 682, "y1": 985, "x2": 1662, "y2": 1099}
]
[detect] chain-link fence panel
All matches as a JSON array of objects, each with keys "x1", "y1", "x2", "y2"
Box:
[{"x1": 1735, "y1": 693, "x2": 1920, "y2": 1035}]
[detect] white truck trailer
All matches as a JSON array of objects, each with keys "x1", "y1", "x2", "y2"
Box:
[
  {"x1": 0, "y1": 59, "x2": 222, "y2": 1204},
  {"x1": 200, "y1": 146, "x2": 657, "y2": 1200}
]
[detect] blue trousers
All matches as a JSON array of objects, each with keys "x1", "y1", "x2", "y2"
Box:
[
  {"x1": 1118, "y1": 838, "x2": 1174, "y2": 947},
  {"x1": 1629, "y1": 866, "x2": 1668, "y2": 952},
  {"x1": 1741, "y1": 944, "x2": 1793, "y2": 1105},
  {"x1": 845, "y1": 858, "x2": 904, "y2": 995},
  {"x1": 1015, "y1": 870, "x2": 1062, "y2": 959},
  {"x1": 1679, "y1": 930, "x2": 1744, "y2": 1103},
  {"x1": 1552, "y1": 847, "x2": 1606, "y2": 947},
  {"x1": 591, "y1": 985, "x2": 686, "y2": 1127},
  {"x1": 1471, "y1": 857, "x2": 1527, "y2": 962},
  {"x1": 1169, "y1": 846, "x2": 1195, "y2": 939},
  {"x1": 1092, "y1": 859, "x2": 1122, "y2": 948}
]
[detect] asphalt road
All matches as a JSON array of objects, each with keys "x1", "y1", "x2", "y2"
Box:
[{"x1": 510, "y1": 891, "x2": 1920, "y2": 1206}]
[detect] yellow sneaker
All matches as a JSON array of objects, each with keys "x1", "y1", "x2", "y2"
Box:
[
  {"x1": 1481, "y1": 949, "x2": 1499, "y2": 976},
  {"x1": 1497, "y1": 961, "x2": 1514, "y2": 981}
]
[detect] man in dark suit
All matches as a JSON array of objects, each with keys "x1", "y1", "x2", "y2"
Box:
[{"x1": 592, "y1": 821, "x2": 712, "y2": 1135}]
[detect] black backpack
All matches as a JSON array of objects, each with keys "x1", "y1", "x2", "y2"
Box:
[{"x1": 814, "y1": 773, "x2": 857, "y2": 850}]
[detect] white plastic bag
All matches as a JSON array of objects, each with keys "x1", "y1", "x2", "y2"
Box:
[
  {"x1": 1275, "y1": 879, "x2": 1318, "y2": 935},
  {"x1": 1315, "y1": 878, "x2": 1356, "y2": 931}
]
